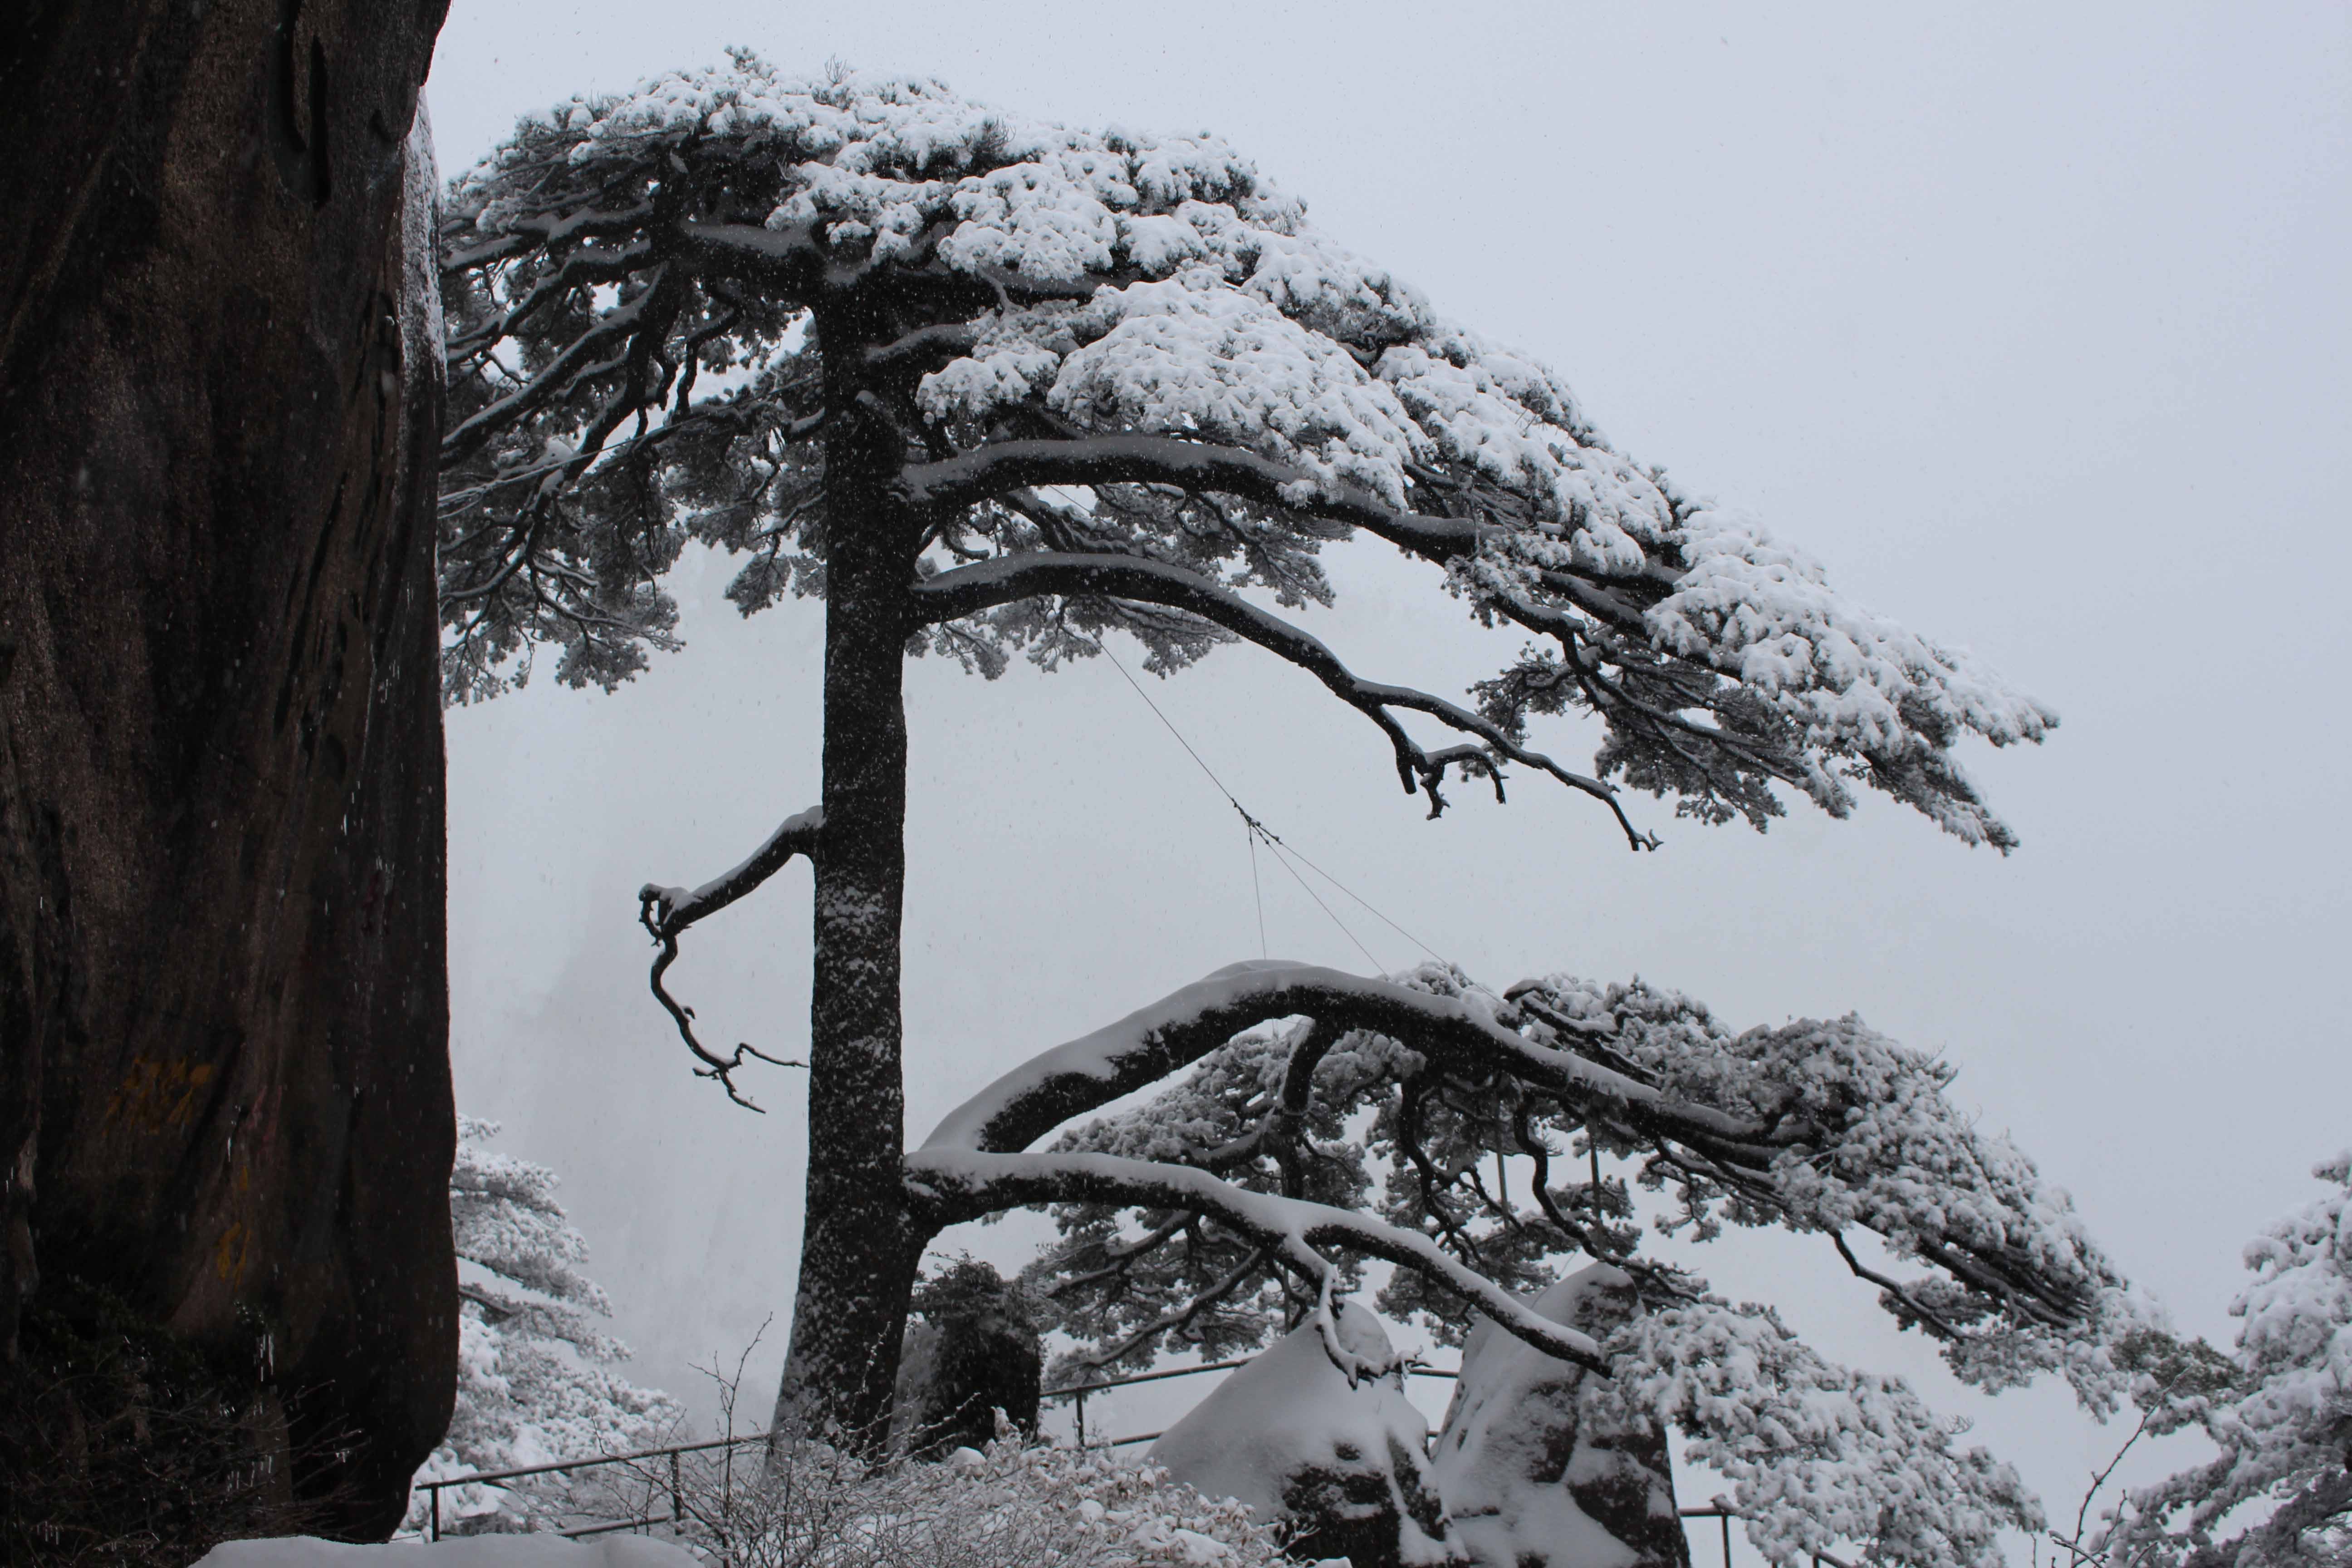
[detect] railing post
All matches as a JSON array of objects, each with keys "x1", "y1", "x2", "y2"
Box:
[
  {"x1": 671, "y1": 1449, "x2": 682, "y2": 1528},
  {"x1": 430, "y1": 1485, "x2": 440, "y2": 1543},
  {"x1": 1722, "y1": 1511, "x2": 1733, "y2": 1568},
  {"x1": 1076, "y1": 1388, "x2": 1087, "y2": 1448}
]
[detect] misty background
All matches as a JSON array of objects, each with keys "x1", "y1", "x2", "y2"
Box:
[{"x1": 421, "y1": 1, "x2": 2350, "y2": 1553}]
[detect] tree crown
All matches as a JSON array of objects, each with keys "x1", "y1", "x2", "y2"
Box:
[{"x1": 440, "y1": 52, "x2": 2052, "y2": 845}]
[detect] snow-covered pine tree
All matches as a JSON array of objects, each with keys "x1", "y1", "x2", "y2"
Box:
[
  {"x1": 438, "y1": 55, "x2": 2065, "y2": 1451},
  {"x1": 2101, "y1": 1149, "x2": 2352, "y2": 1568},
  {"x1": 407, "y1": 1117, "x2": 682, "y2": 1534},
  {"x1": 992, "y1": 962, "x2": 2141, "y2": 1568}
]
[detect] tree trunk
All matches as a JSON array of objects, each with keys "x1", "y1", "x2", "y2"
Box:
[
  {"x1": 769, "y1": 314, "x2": 931, "y2": 1446},
  {"x1": 0, "y1": 0, "x2": 453, "y2": 1548}
]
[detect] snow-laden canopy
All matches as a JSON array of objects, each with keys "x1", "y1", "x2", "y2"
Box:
[
  {"x1": 2106, "y1": 1149, "x2": 2352, "y2": 1568},
  {"x1": 897, "y1": 958, "x2": 2151, "y2": 1568},
  {"x1": 440, "y1": 53, "x2": 2051, "y2": 846}
]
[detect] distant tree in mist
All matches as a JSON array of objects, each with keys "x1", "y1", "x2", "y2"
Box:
[{"x1": 406, "y1": 1118, "x2": 681, "y2": 1534}]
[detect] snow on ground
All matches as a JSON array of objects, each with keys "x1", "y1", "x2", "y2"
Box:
[{"x1": 195, "y1": 1537, "x2": 698, "y2": 1566}]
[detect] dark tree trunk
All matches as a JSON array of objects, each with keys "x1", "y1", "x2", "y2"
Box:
[
  {"x1": 769, "y1": 306, "x2": 931, "y2": 1446},
  {"x1": 0, "y1": 0, "x2": 453, "y2": 1549}
]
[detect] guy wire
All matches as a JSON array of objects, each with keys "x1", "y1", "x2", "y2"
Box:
[{"x1": 1091, "y1": 633, "x2": 1449, "y2": 975}]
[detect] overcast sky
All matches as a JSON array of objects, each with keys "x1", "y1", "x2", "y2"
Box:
[{"x1": 423, "y1": 2, "x2": 2350, "y2": 1553}]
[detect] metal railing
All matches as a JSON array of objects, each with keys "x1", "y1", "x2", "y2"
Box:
[
  {"x1": 412, "y1": 1428, "x2": 770, "y2": 1542},
  {"x1": 1039, "y1": 1354, "x2": 1460, "y2": 1448},
  {"x1": 412, "y1": 1356, "x2": 1856, "y2": 1568}
]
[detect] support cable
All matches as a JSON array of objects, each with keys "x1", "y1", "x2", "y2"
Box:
[
  {"x1": 1091, "y1": 633, "x2": 1450, "y2": 976},
  {"x1": 1245, "y1": 817, "x2": 1268, "y2": 960}
]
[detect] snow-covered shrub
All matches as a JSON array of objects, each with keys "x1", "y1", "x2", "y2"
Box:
[
  {"x1": 655, "y1": 1418, "x2": 1284, "y2": 1567},
  {"x1": 2103, "y1": 1149, "x2": 2352, "y2": 1568},
  {"x1": 404, "y1": 1117, "x2": 683, "y2": 1534}
]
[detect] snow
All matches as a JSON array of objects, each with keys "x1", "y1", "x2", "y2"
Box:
[
  {"x1": 639, "y1": 805, "x2": 822, "y2": 923},
  {"x1": 1606, "y1": 1298, "x2": 2042, "y2": 1568},
  {"x1": 907, "y1": 1142, "x2": 1606, "y2": 1369},
  {"x1": 2106, "y1": 1147, "x2": 2352, "y2": 1565},
  {"x1": 920, "y1": 960, "x2": 1653, "y2": 1158},
  {"x1": 1012, "y1": 960, "x2": 2154, "y2": 1566},
  {"x1": 407, "y1": 1120, "x2": 681, "y2": 1535},
  {"x1": 195, "y1": 1540, "x2": 696, "y2": 1566},
  {"x1": 447, "y1": 55, "x2": 2052, "y2": 843},
  {"x1": 1148, "y1": 1301, "x2": 1455, "y2": 1565},
  {"x1": 1432, "y1": 1266, "x2": 1659, "y2": 1568},
  {"x1": 400, "y1": 101, "x2": 443, "y2": 394},
  {"x1": 1505, "y1": 973, "x2": 2146, "y2": 1414}
]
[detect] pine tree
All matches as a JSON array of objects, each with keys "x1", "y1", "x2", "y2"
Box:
[
  {"x1": 407, "y1": 1117, "x2": 682, "y2": 1534},
  {"x1": 2103, "y1": 1150, "x2": 2352, "y2": 1568},
  {"x1": 436, "y1": 54, "x2": 2071, "y2": 1458}
]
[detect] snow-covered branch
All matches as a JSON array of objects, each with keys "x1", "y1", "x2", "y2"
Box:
[
  {"x1": 914, "y1": 551, "x2": 1646, "y2": 833},
  {"x1": 918, "y1": 960, "x2": 1772, "y2": 1162},
  {"x1": 640, "y1": 804, "x2": 824, "y2": 937},
  {"x1": 903, "y1": 1146, "x2": 1608, "y2": 1372},
  {"x1": 440, "y1": 56, "x2": 2052, "y2": 850},
  {"x1": 964, "y1": 961, "x2": 2135, "y2": 1403},
  {"x1": 899, "y1": 434, "x2": 1478, "y2": 552},
  {"x1": 2102, "y1": 1148, "x2": 2352, "y2": 1568}
]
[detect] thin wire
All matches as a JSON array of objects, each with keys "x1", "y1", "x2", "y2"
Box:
[
  {"x1": 1256, "y1": 835, "x2": 1384, "y2": 973},
  {"x1": 1093, "y1": 633, "x2": 1428, "y2": 976},
  {"x1": 1093, "y1": 636, "x2": 1249, "y2": 807},
  {"x1": 1254, "y1": 828, "x2": 1448, "y2": 970},
  {"x1": 1245, "y1": 820, "x2": 1268, "y2": 960}
]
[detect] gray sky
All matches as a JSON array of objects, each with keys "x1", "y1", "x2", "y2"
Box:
[{"x1": 425, "y1": 0, "x2": 2351, "y2": 1551}]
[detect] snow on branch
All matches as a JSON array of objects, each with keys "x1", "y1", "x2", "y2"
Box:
[
  {"x1": 1605, "y1": 1298, "x2": 2044, "y2": 1568},
  {"x1": 633, "y1": 805, "x2": 823, "y2": 1110},
  {"x1": 902, "y1": 1146, "x2": 1607, "y2": 1373},
  {"x1": 925, "y1": 960, "x2": 2140, "y2": 1410},
  {"x1": 913, "y1": 550, "x2": 1648, "y2": 835},
  {"x1": 918, "y1": 960, "x2": 1765, "y2": 1161},
  {"x1": 2102, "y1": 1148, "x2": 2352, "y2": 1568},
  {"x1": 439, "y1": 55, "x2": 2050, "y2": 848}
]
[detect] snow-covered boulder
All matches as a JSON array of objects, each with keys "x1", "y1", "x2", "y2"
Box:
[
  {"x1": 1432, "y1": 1265, "x2": 1687, "y2": 1568},
  {"x1": 195, "y1": 1538, "x2": 697, "y2": 1566},
  {"x1": 1149, "y1": 1300, "x2": 1458, "y2": 1566}
]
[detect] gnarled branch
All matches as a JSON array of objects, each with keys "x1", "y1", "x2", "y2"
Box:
[
  {"x1": 917, "y1": 961, "x2": 1782, "y2": 1164},
  {"x1": 913, "y1": 550, "x2": 1654, "y2": 842},
  {"x1": 634, "y1": 805, "x2": 824, "y2": 1110}
]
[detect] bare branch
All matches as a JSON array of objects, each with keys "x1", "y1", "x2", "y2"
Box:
[
  {"x1": 1830, "y1": 1230, "x2": 1966, "y2": 1342},
  {"x1": 632, "y1": 805, "x2": 825, "y2": 1111}
]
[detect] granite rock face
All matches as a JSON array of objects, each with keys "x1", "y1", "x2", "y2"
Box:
[
  {"x1": 1432, "y1": 1265, "x2": 1690, "y2": 1568},
  {"x1": 0, "y1": 0, "x2": 454, "y2": 1546}
]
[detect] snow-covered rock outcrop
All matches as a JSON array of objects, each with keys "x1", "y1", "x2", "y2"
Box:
[
  {"x1": 1433, "y1": 1265, "x2": 1687, "y2": 1568},
  {"x1": 1150, "y1": 1300, "x2": 1458, "y2": 1565}
]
